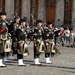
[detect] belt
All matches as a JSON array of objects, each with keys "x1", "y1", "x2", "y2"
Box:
[{"x1": 45, "y1": 39, "x2": 54, "y2": 43}]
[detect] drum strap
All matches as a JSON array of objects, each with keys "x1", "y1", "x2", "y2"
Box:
[{"x1": 0, "y1": 28, "x2": 6, "y2": 33}]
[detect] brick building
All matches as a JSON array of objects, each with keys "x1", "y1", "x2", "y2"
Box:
[{"x1": 0, "y1": 0, "x2": 75, "y2": 27}]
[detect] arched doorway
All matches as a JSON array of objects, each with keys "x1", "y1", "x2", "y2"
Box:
[{"x1": 46, "y1": 0, "x2": 55, "y2": 24}]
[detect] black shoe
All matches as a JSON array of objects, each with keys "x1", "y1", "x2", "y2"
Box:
[
  {"x1": 14, "y1": 59, "x2": 18, "y2": 61},
  {"x1": 18, "y1": 64, "x2": 26, "y2": 66},
  {"x1": 46, "y1": 62, "x2": 52, "y2": 64},
  {"x1": 0, "y1": 65, "x2": 6, "y2": 68}
]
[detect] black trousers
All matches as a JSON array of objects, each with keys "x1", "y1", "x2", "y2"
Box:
[
  {"x1": 34, "y1": 46, "x2": 40, "y2": 58},
  {"x1": 12, "y1": 41, "x2": 18, "y2": 54},
  {"x1": 45, "y1": 53, "x2": 50, "y2": 58},
  {"x1": 0, "y1": 53, "x2": 5, "y2": 59},
  {"x1": 34, "y1": 46, "x2": 50, "y2": 58},
  {"x1": 17, "y1": 54, "x2": 23, "y2": 59}
]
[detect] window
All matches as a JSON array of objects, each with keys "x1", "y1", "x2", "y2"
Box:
[
  {"x1": 31, "y1": 0, "x2": 38, "y2": 19},
  {"x1": 0, "y1": 0, "x2": 5, "y2": 11},
  {"x1": 14, "y1": 0, "x2": 22, "y2": 17},
  {"x1": 64, "y1": 0, "x2": 73, "y2": 25}
]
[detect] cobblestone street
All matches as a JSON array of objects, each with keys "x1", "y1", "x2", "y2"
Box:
[{"x1": 0, "y1": 42, "x2": 75, "y2": 75}]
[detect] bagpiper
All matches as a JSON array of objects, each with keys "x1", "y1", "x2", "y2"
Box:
[
  {"x1": 0, "y1": 12, "x2": 9, "y2": 67},
  {"x1": 10, "y1": 16, "x2": 20, "y2": 60},
  {"x1": 43, "y1": 22, "x2": 55, "y2": 64},
  {"x1": 33, "y1": 20, "x2": 44, "y2": 65},
  {"x1": 15, "y1": 19, "x2": 29, "y2": 66}
]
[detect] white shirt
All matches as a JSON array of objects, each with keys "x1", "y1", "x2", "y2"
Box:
[{"x1": 65, "y1": 29, "x2": 70, "y2": 37}]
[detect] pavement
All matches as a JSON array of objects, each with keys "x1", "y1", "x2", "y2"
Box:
[{"x1": 0, "y1": 41, "x2": 75, "y2": 75}]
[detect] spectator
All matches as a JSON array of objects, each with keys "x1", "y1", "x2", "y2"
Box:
[{"x1": 64, "y1": 27, "x2": 70, "y2": 47}]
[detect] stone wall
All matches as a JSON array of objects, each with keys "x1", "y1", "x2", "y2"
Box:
[
  {"x1": 22, "y1": 0, "x2": 30, "y2": 23},
  {"x1": 72, "y1": 0, "x2": 75, "y2": 28},
  {"x1": 4, "y1": 0, "x2": 75, "y2": 27},
  {"x1": 5, "y1": 0, "x2": 14, "y2": 20},
  {"x1": 54, "y1": 0, "x2": 64, "y2": 28},
  {"x1": 38, "y1": 0, "x2": 45, "y2": 21}
]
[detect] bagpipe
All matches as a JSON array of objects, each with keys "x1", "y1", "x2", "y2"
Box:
[
  {"x1": 27, "y1": 27, "x2": 34, "y2": 41},
  {"x1": 25, "y1": 14, "x2": 35, "y2": 43}
]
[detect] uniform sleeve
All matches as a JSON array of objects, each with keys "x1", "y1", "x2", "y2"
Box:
[
  {"x1": 15, "y1": 29, "x2": 25, "y2": 41},
  {"x1": 15, "y1": 29, "x2": 21, "y2": 41}
]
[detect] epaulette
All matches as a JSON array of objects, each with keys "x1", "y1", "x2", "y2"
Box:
[{"x1": 18, "y1": 26, "x2": 21, "y2": 29}]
